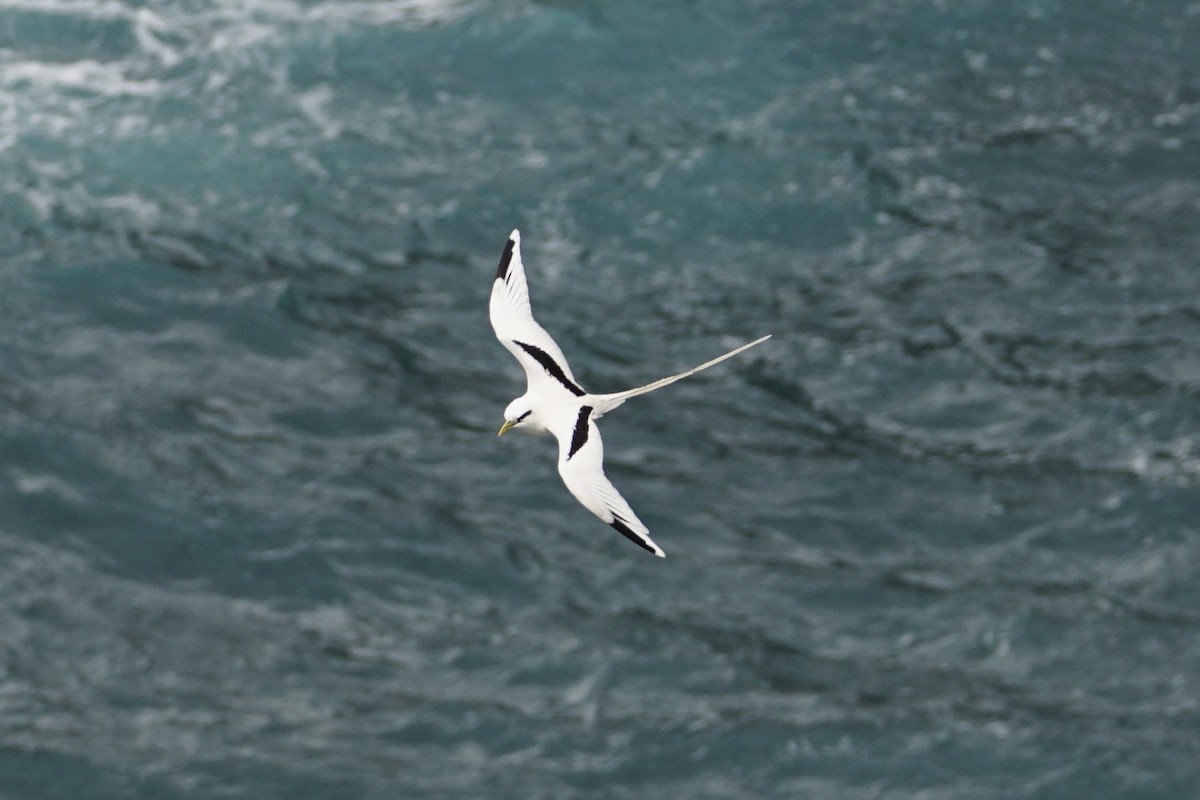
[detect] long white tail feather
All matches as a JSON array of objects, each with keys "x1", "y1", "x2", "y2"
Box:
[{"x1": 588, "y1": 334, "x2": 771, "y2": 418}]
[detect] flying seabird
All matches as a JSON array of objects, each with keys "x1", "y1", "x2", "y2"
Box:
[{"x1": 491, "y1": 229, "x2": 770, "y2": 557}]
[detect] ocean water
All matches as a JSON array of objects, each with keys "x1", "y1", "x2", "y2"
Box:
[{"x1": 2, "y1": 0, "x2": 1199, "y2": 797}]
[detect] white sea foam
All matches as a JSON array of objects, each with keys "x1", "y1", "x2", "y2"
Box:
[{"x1": 2, "y1": 59, "x2": 161, "y2": 97}]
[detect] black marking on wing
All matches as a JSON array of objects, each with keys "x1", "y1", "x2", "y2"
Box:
[
  {"x1": 566, "y1": 406, "x2": 592, "y2": 460},
  {"x1": 496, "y1": 237, "x2": 516, "y2": 281},
  {"x1": 611, "y1": 515, "x2": 657, "y2": 555},
  {"x1": 513, "y1": 340, "x2": 586, "y2": 396}
]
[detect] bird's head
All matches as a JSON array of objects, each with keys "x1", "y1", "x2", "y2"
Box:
[{"x1": 497, "y1": 399, "x2": 536, "y2": 436}]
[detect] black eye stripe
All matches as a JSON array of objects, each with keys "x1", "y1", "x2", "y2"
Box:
[{"x1": 516, "y1": 411, "x2": 531, "y2": 422}]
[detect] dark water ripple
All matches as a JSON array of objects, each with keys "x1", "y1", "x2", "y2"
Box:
[{"x1": 3, "y1": 1, "x2": 1200, "y2": 798}]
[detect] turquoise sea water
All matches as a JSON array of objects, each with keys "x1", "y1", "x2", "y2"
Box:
[{"x1": 2, "y1": 1, "x2": 1199, "y2": 797}]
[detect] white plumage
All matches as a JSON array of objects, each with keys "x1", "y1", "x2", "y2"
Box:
[{"x1": 490, "y1": 229, "x2": 770, "y2": 557}]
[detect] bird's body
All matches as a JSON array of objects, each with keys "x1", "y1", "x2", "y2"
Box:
[{"x1": 491, "y1": 229, "x2": 770, "y2": 557}]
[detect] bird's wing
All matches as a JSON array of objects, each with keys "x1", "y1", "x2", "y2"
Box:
[
  {"x1": 552, "y1": 405, "x2": 665, "y2": 557},
  {"x1": 489, "y1": 230, "x2": 586, "y2": 397}
]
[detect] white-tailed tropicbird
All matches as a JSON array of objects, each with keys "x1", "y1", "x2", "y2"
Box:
[{"x1": 491, "y1": 229, "x2": 771, "y2": 558}]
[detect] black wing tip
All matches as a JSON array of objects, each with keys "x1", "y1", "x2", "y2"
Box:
[
  {"x1": 495, "y1": 236, "x2": 517, "y2": 281},
  {"x1": 610, "y1": 517, "x2": 665, "y2": 557}
]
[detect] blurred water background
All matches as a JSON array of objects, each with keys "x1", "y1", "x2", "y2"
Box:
[{"x1": 2, "y1": 1, "x2": 1199, "y2": 797}]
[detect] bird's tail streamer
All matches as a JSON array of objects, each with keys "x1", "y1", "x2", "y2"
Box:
[{"x1": 588, "y1": 334, "x2": 771, "y2": 417}]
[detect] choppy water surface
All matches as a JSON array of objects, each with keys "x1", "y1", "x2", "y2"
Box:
[{"x1": 2, "y1": 1, "x2": 1199, "y2": 797}]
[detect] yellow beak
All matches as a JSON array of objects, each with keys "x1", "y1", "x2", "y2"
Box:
[{"x1": 497, "y1": 420, "x2": 515, "y2": 437}]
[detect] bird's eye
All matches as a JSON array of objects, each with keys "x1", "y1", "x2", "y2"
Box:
[{"x1": 516, "y1": 411, "x2": 531, "y2": 422}]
